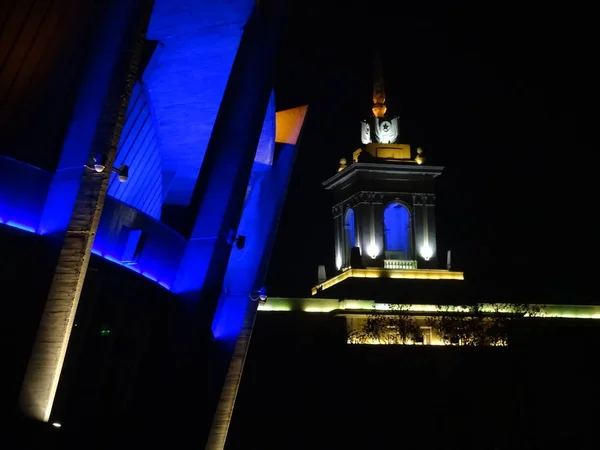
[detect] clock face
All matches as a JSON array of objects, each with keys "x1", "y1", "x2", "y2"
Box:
[
  {"x1": 361, "y1": 121, "x2": 372, "y2": 144},
  {"x1": 374, "y1": 117, "x2": 399, "y2": 143}
]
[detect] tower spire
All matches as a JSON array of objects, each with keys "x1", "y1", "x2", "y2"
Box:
[{"x1": 372, "y1": 53, "x2": 387, "y2": 118}]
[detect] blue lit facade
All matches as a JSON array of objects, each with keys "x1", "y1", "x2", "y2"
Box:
[
  {"x1": 145, "y1": 0, "x2": 256, "y2": 206},
  {"x1": 1, "y1": 0, "x2": 302, "y2": 430},
  {"x1": 0, "y1": 0, "x2": 285, "y2": 297},
  {"x1": 0, "y1": 87, "x2": 280, "y2": 291}
]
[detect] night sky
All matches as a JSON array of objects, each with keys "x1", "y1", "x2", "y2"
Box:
[{"x1": 267, "y1": 1, "x2": 594, "y2": 303}]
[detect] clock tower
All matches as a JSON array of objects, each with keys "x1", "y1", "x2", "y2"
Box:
[{"x1": 313, "y1": 56, "x2": 463, "y2": 298}]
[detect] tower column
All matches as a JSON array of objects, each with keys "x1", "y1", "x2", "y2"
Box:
[
  {"x1": 355, "y1": 198, "x2": 370, "y2": 265},
  {"x1": 413, "y1": 194, "x2": 437, "y2": 268},
  {"x1": 423, "y1": 194, "x2": 438, "y2": 267},
  {"x1": 333, "y1": 205, "x2": 343, "y2": 270},
  {"x1": 372, "y1": 195, "x2": 385, "y2": 261}
]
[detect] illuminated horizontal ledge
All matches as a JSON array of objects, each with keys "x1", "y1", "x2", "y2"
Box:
[
  {"x1": 258, "y1": 300, "x2": 600, "y2": 320},
  {"x1": 311, "y1": 268, "x2": 464, "y2": 295},
  {"x1": 0, "y1": 220, "x2": 171, "y2": 291},
  {"x1": 91, "y1": 250, "x2": 171, "y2": 290},
  {"x1": 323, "y1": 163, "x2": 444, "y2": 189},
  {"x1": 346, "y1": 338, "x2": 507, "y2": 347},
  {"x1": 0, "y1": 218, "x2": 37, "y2": 234}
]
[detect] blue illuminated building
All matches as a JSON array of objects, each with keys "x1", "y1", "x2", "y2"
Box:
[{"x1": 1, "y1": 0, "x2": 304, "y2": 441}]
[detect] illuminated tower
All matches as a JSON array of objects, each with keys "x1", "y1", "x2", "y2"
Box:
[{"x1": 321, "y1": 57, "x2": 452, "y2": 289}]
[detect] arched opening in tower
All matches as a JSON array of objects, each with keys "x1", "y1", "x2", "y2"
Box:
[
  {"x1": 383, "y1": 203, "x2": 411, "y2": 260},
  {"x1": 344, "y1": 208, "x2": 356, "y2": 263}
]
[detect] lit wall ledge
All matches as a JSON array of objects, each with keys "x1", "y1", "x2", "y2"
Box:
[
  {"x1": 310, "y1": 268, "x2": 464, "y2": 295},
  {"x1": 0, "y1": 155, "x2": 185, "y2": 291},
  {"x1": 257, "y1": 300, "x2": 600, "y2": 347},
  {"x1": 323, "y1": 162, "x2": 444, "y2": 190},
  {"x1": 258, "y1": 299, "x2": 600, "y2": 321},
  {"x1": 258, "y1": 297, "x2": 341, "y2": 312}
]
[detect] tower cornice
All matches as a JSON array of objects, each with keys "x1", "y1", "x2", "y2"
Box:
[{"x1": 323, "y1": 162, "x2": 444, "y2": 190}]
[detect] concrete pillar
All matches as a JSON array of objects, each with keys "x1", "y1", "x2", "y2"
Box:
[
  {"x1": 206, "y1": 129, "x2": 306, "y2": 449},
  {"x1": 18, "y1": 0, "x2": 154, "y2": 422},
  {"x1": 172, "y1": 2, "x2": 290, "y2": 328}
]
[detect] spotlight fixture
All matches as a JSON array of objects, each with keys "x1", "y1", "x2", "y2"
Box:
[
  {"x1": 84, "y1": 156, "x2": 129, "y2": 183},
  {"x1": 226, "y1": 229, "x2": 246, "y2": 249},
  {"x1": 113, "y1": 165, "x2": 129, "y2": 182},
  {"x1": 93, "y1": 155, "x2": 106, "y2": 173},
  {"x1": 420, "y1": 244, "x2": 433, "y2": 261},
  {"x1": 249, "y1": 286, "x2": 267, "y2": 304}
]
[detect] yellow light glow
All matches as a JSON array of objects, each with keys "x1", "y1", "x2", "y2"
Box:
[
  {"x1": 257, "y1": 304, "x2": 291, "y2": 312},
  {"x1": 342, "y1": 300, "x2": 376, "y2": 310},
  {"x1": 303, "y1": 307, "x2": 332, "y2": 313},
  {"x1": 311, "y1": 268, "x2": 464, "y2": 295},
  {"x1": 275, "y1": 105, "x2": 308, "y2": 145},
  {"x1": 347, "y1": 337, "x2": 448, "y2": 346},
  {"x1": 258, "y1": 300, "x2": 600, "y2": 323},
  {"x1": 420, "y1": 244, "x2": 433, "y2": 261},
  {"x1": 366, "y1": 243, "x2": 379, "y2": 259},
  {"x1": 362, "y1": 143, "x2": 412, "y2": 160}
]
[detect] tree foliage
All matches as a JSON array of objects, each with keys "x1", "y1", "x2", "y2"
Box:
[
  {"x1": 349, "y1": 303, "x2": 543, "y2": 346},
  {"x1": 349, "y1": 304, "x2": 422, "y2": 344}
]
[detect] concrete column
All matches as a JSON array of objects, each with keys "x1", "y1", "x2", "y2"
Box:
[
  {"x1": 206, "y1": 132, "x2": 306, "y2": 449},
  {"x1": 211, "y1": 138, "x2": 305, "y2": 340},
  {"x1": 18, "y1": 0, "x2": 154, "y2": 422},
  {"x1": 205, "y1": 298, "x2": 258, "y2": 450},
  {"x1": 172, "y1": 1, "x2": 290, "y2": 327}
]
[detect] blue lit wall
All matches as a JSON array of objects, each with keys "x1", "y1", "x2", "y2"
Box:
[
  {"x1": 345, "y1": 209, "x2": 356, "y2": 248},
  {"x1": 0, "y1": 156, "x2": 51, "y2": 233},
  {"x1": 0, "y1": 0, "x2": 279, "y2": 298},
  {"x1": 93, "y1": 197, "x2": 186, "y2": 289},
  {"x1": 108, "y1": 81, "x2": 163, "y2": 219},
  {"x1": 211, "y1": 166, "x2": 269, "y2": 339},
  {"x1": 208, "y1": 93, "x2": 278, "y2": 339},
  {"x1": 384, "y1": 203, "x2": 410, "y2": 252},
  {"x1": 39, "y1": 0, "x2": 141, "y2": 236},
  {"x1": 0, "y1": 157, "x2": 183, "y2": 290},
  {"x1": 211, "y1": 141, "x2": 299, "y2": 340},
  {"x1": 170, "y1": 92, "x2": 276, "y2": 297},
  {"x1": 145, "y1": 0, "x2": 255, "y2": 205}
]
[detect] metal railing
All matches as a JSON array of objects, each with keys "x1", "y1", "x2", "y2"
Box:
[{"x1": 384, "y1": 259, "x2": 417, "y2": 270}]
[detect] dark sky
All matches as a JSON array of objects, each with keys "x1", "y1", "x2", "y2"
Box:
[{"x1": 267, "y1": 1, "x2": 594, "y2": 303}]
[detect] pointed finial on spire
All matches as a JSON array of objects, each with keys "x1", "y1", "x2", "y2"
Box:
[{"x1": 372, "y1": 53, "x2": 387, "y2": 118}]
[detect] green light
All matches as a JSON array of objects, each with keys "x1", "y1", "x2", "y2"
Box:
[{"x1": 100, "y1": 325, "x2": 111, "y2": 337}]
